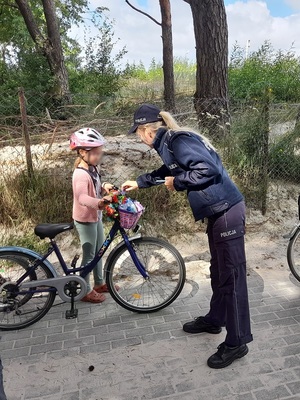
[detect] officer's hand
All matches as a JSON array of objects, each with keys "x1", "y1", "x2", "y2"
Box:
[
  {"x1": 165, "y1": 176, "x2": 175, "y2": 191},
  {"x1": 121, "y1": 180, "x2": 139, "y2": 192}
]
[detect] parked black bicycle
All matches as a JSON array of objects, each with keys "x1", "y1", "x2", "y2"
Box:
[{"x1": 285, "y1": 195, "x2": 300, "y2": 283}]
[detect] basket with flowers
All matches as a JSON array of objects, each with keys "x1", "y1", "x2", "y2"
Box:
[{"x1": 104, "y1": 190, "x2": 144, "y2": 229}]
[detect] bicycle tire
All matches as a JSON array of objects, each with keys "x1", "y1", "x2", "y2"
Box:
[
  {"x1": 0, "y1": 251, "x2": 56, "y2": 330},
  {"x1": 105, "y1": 237, "x2": 186, "y2": 312},
  {"x1": 287, "y1": 228, "x2": 300, "y2": 283}
]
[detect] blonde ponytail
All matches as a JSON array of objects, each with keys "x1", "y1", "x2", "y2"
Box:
[
  {"x1": 159, "y1": 111, "x2": 216, "y2": 151},
  {"x1": 159, "y1": 111, "x2": 181, "y2": 131},
  {"x1": 74, "y1": 157, "x2": 82, "y2": 169}
]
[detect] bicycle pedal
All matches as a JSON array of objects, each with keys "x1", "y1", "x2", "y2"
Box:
[{"x1": 65, "y1": 309, "x2": 78, "y2": 319}]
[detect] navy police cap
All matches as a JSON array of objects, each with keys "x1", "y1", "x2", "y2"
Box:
[{"x1": 128, "y1": 104, "x2": 163, "y2": 134}]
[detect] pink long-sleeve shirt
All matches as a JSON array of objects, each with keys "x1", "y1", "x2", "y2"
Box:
[{"x1": 72, "y1": 168, "x2": 103, "y2": 223}]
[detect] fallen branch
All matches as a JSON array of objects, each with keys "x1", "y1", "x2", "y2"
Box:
[{"x1": 94, "y1": 102, "x2": 106, "y2": 114}]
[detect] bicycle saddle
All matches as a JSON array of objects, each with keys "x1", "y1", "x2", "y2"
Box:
[{"x1": 34, "y1": 223, "x2": 74, "y2": 239}]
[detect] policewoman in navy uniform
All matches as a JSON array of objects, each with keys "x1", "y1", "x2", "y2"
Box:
[{"x1": 122, "y1": 104, "x2": 253, "y2": 369}]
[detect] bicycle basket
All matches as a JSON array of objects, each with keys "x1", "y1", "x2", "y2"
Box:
[{"x1": 119, "y1": 201, "x2": 144, "y2": 229}]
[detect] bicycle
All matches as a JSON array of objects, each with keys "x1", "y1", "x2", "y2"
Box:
[
  {"x1": 0, "y1": 193, "x2": 186, "y2": 331},
  {"x1": 284, "y1": 194, "x2": 300, "y2": 283}
]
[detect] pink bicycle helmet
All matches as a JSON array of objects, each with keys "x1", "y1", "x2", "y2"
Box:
[{"x1": 70, "y1": 127, "x2": 106, "y2": 150}]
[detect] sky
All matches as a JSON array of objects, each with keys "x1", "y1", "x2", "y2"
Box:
[{"x1": 70, "y1": 0, "x2": 300, "y2": 67}]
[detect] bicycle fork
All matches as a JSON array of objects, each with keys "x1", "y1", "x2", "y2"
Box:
[{"x1": 122, "y1": 233, "x2": 149, "y2": 279}]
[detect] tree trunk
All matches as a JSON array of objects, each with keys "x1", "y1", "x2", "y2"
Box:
[
  {"x1": 14, "y1": 0, "x2": 43, "y2": 43},
  {"x1": 18, "y1": 87, "x2": 34, "y2": 179},
  {"x1": 159, "y1": 0, "x2": 175, "y2": 112},
  {"x1": 126, "y1": 0, "x2": 176, "y2": 111},
  {"x1": 186, "y1": 0, "x2": 229, "y2": 140},
  {"x1": 15, "y1": 0, "x2": 70, "y2": 104},
  {"x1": 41, "y1": 0, "x2": 70, "y2": 103},
  {"x1": 260, "y1": 88, "x2": 270, "y2": 215}
]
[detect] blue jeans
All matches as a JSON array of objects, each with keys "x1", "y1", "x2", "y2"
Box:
[
  {"x1": 0, "y1": 359, "x2": 7, "y2": 400},
  {"x1": 74, "y1": 220, "x2": 104, "y2": 292}
]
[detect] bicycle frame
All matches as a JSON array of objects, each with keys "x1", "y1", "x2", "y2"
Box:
[
  {"x1": 14, "y1": 219, "x2": 149, "y2": 298},
  {"x1": 284, "y1": 223, "x2": 300, "y2": 240}
]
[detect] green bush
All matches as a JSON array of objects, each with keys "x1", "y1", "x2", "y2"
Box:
[
  {"x1": 229, "y1": 41, "x2": 300, "y2": 102},
  {"x1": 222, "y1": 104, "x2": 269, "y2": 207},
  {"x1": 269, "y1": 125, "x2": 300, "y2": 181}
]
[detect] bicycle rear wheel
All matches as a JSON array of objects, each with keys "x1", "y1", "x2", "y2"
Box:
[
  {"x1": 105, "y1": 237, "x2": 186, "y2": 312},
  {"x1": 0, "y1": 251, "x2": 56, "y2": 330},
  {"x1": 287, "y1": 228, "x2": 300, "y2": 282}
]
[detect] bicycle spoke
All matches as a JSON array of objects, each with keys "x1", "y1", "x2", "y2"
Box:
[{"x1": 0, "y1": 253, "x2": 56, "y2": 330}]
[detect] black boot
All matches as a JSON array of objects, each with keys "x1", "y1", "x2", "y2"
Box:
[
  {"x1": 183, "y1": 316, "x2": 222, "y2": 334},
  {"x1": 207, "y1": 342, "x2": 249, "y2": 369}
]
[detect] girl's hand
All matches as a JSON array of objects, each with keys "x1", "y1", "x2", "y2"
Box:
[
  {"x1": 121, "y1": 180, "x2": 139, "y2": 192},
  {"x1": 102, "y1": 182, "x2": 114, "y2": 193},
  {"x1": 165, "y1": 176, "x2": 175, "y2": 191},
  {"x1": 98, "y1": 195, "x2": 112, "y2": 210}
]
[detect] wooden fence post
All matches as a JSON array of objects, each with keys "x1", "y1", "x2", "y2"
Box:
[
  {"x1": 260, "y1": 88, "x2": 270, "y2": 215},
  {"x1": 18, "y1": 87, "x2": 34, "y2": 179}
]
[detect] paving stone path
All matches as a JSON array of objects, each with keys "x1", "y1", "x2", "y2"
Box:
[{"x1": 1, "y1": 260, "x2": 300, "y2": 400}]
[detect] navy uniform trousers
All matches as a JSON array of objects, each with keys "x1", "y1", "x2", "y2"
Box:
[
  {"x1": 204, "y1": 201, "x2": 253, "y2": 347},
  {"x1": 0, "y1": 359, "x2": 7, "y2": 400}
]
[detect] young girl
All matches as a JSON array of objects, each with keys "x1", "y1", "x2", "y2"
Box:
[
  {"x1": 70, "y1": 127, "x2": 114, "y2": 303},
  {"x1": 122, "y1": 104, "x2": 253, "y2": 369}
]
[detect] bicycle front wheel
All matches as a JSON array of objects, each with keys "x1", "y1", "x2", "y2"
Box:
[
  {"x1": 0, "y1": 251, "x2": 56, "y2": 330},
  {"x1": 287, "y1": 228, "x2": 300, "y2": 282},
  {"x1": 105, "y1": 237, "x2": 186, "y2": 312}
]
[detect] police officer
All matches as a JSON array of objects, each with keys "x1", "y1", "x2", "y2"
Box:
[{"x1": 122, "y1": 104, "x2": 253, "y2": 369}]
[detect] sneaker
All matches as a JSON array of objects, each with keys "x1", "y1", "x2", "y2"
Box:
[
  {"x1": 183, "y1": 316, "x2": 222, "y2": 334},
  {"x1": 207, "y1": 342, "x2": 249, "y2": 369}
]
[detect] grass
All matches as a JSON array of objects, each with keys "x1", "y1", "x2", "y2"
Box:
[
  {"x1": 0, "y1": 168, "x2": 73, "y2": 228},
  {"x1": 0, "y1": 231, "x2": 49, "y2": 253},
  {"x1": 117, "y1": 58, "x2": 196, "y2": 108},
  {"x1": 133, "y1": 184, "x2": 198, "y2": 237}
]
